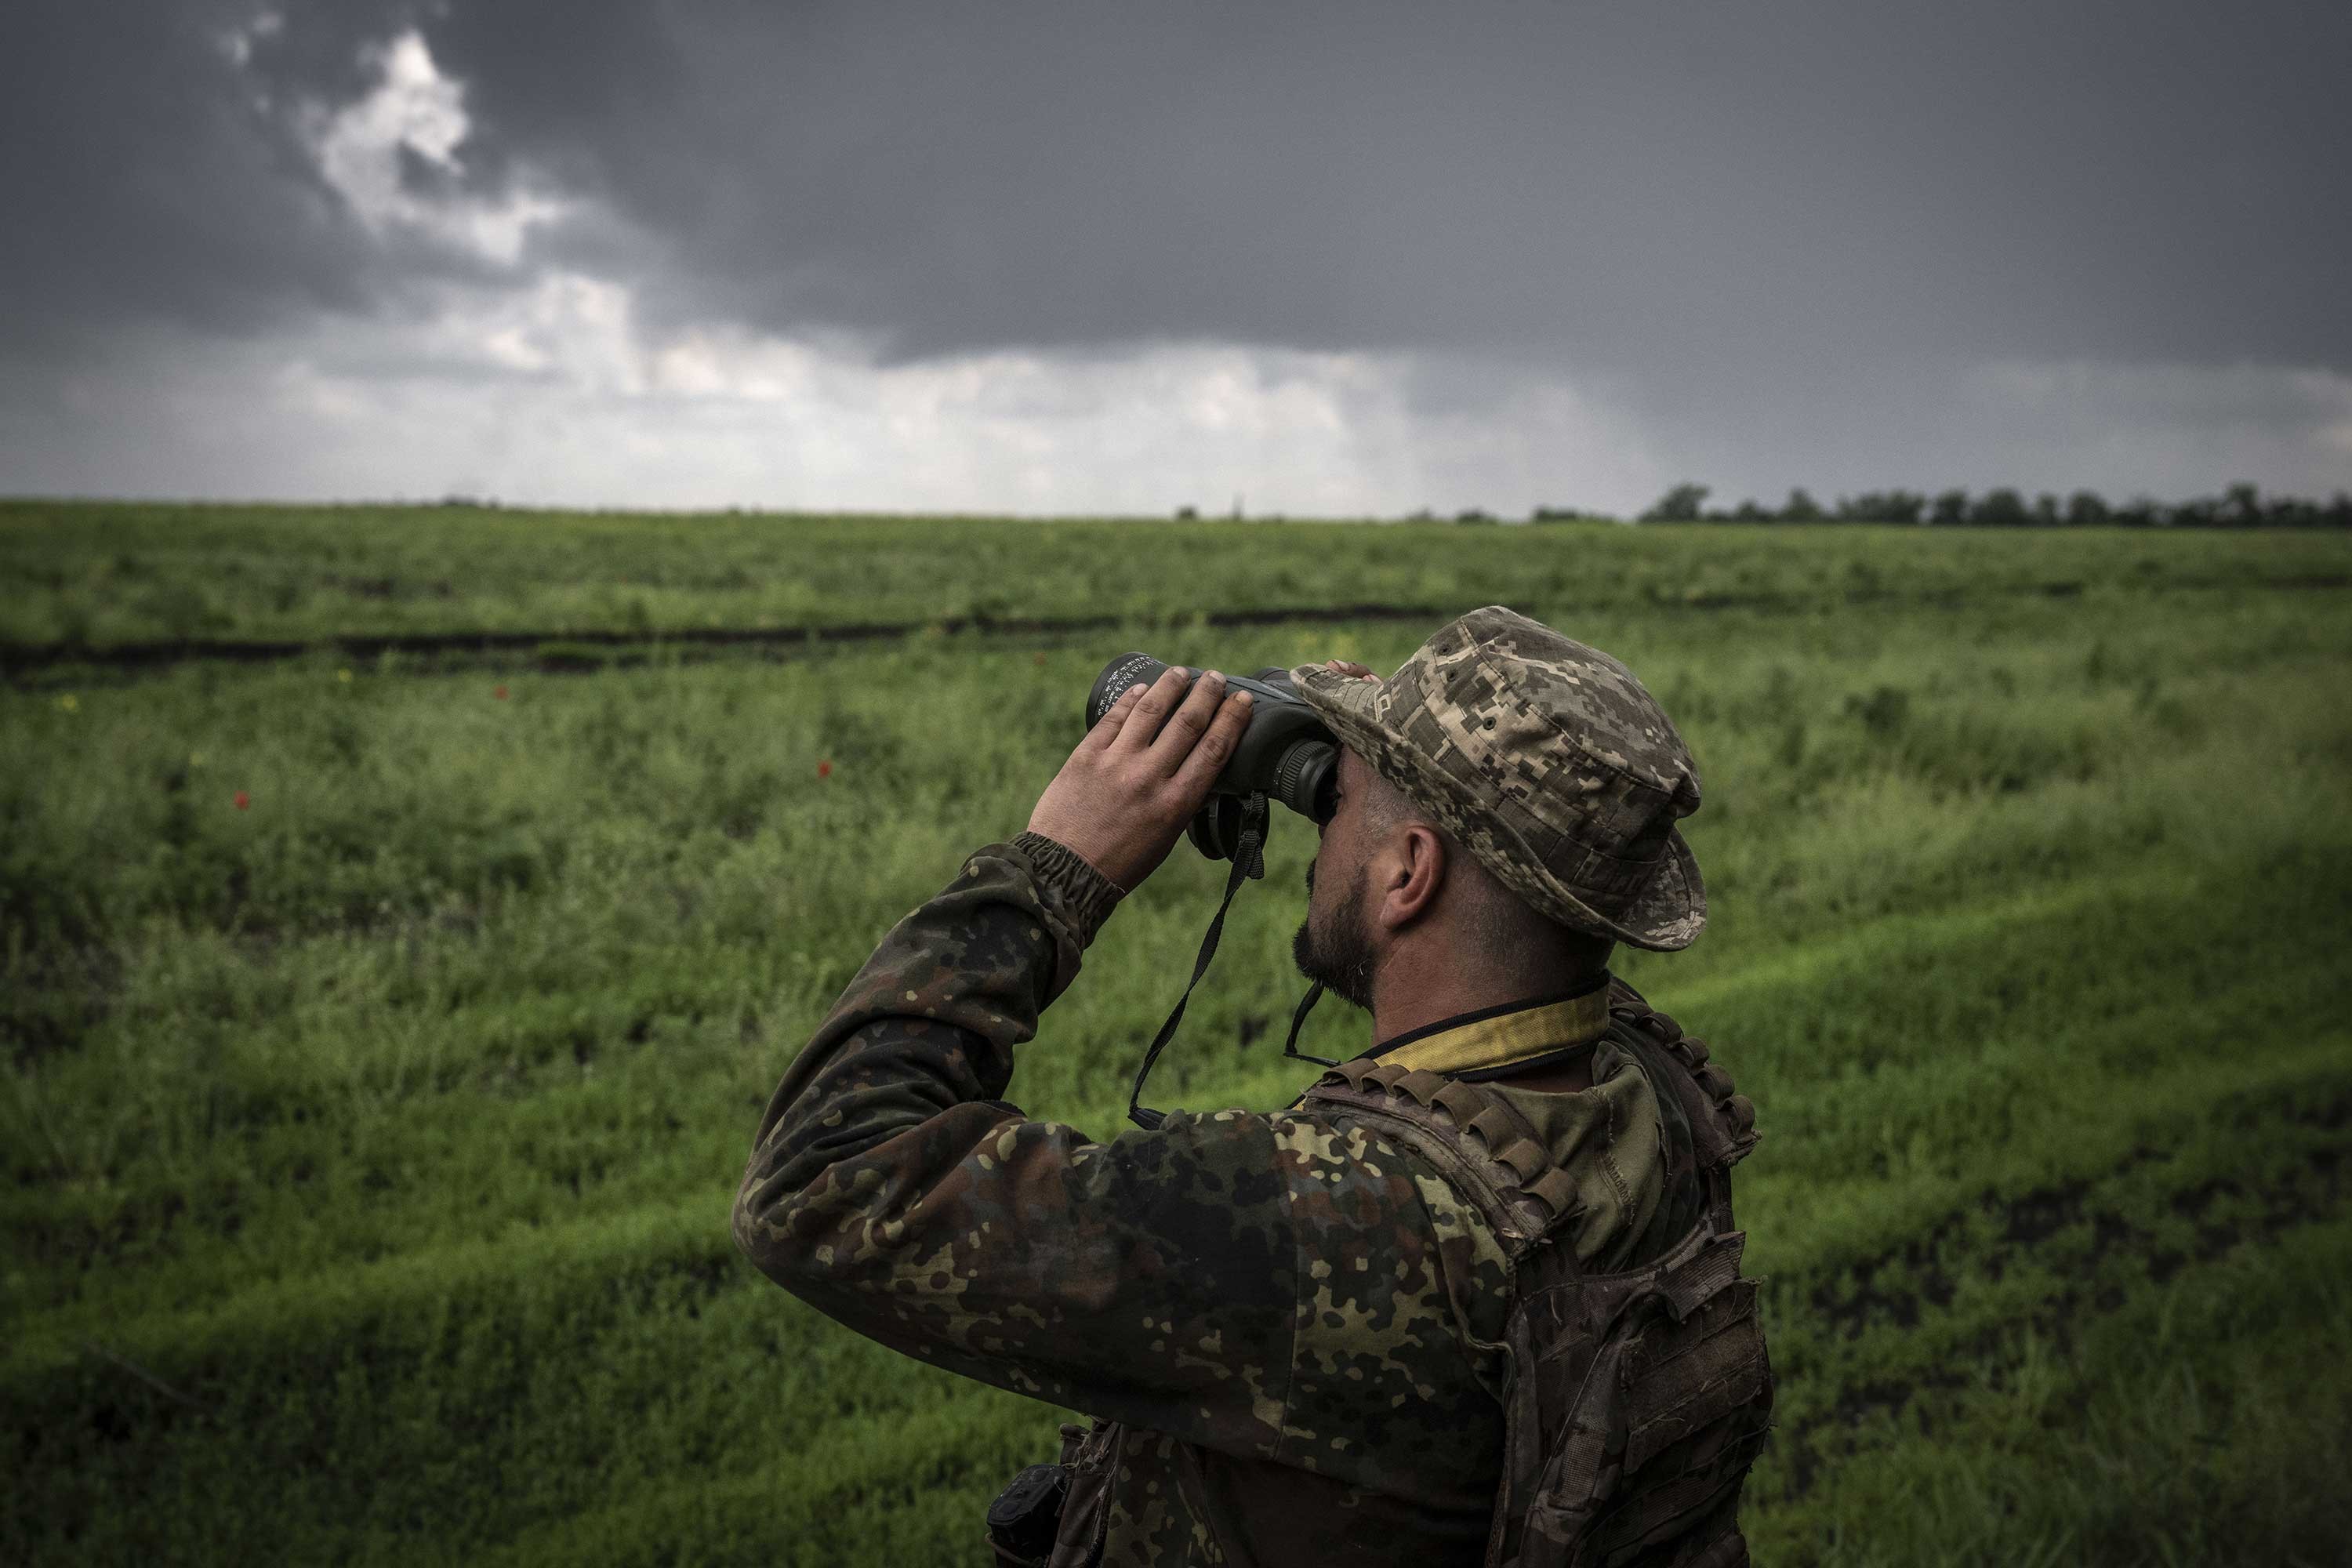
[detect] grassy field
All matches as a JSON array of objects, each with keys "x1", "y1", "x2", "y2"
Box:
[
  {"x1": 5, "y1": 505, "x2": 2350, "y2": 1565},
  {"x1": 5, "y1": 499, "x2": 2347, "y2": 650}
]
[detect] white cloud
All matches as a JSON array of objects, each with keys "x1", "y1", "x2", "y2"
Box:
[
  {"x1": 0, "y1": 276, "x2": 1668, "y2": 517},
  {"x1": 302, "y1": 30, "x2": 566, "y2": 266},
  {"x1": 13, "y1": 263, "x2": 2351, "y2": 514}
]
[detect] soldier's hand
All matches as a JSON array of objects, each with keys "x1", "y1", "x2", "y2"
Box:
[
  {"x1": 1027, "y1": 665, "x2": 1254, "y2": 892},
  {"x1": 1322, "y1": 659, "x2": 1378, "y2": 681}
]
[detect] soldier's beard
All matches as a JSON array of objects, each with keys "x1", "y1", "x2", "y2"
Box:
[{"x1": 1292, "y1": 855, "x2": 1379, "y2": 1011}]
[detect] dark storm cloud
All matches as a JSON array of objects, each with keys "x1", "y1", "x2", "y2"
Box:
[
  {"x1": 402, "y1": 0, "x2": 2352, "y2": 376},
  {"x1": 0, "y1": 0, "x2": 554, "y2": 354},
  {"x1": 9, "y1": 0, "x2": 2348, "y2": 376},
  {"x1": 0, "y1": 3, "x2": 365, "y2": 348}
]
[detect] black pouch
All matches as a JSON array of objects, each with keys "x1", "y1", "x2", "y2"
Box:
[{"x1": 986, "y1": 1463, "x2": 1071, "y2": 1566}]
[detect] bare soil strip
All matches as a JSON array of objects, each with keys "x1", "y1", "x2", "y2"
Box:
[
  {"x1": 1773, "y1": 1093, "x2": 2352, "y2": 1499},
  {"x1": 2, "y1": 602, "x2": 1440, "y2": 680},
  {"x1": 9, "y1": 573, "x2": 2345, "y2": 682}
]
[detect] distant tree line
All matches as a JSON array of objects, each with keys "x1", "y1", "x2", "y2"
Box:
[{"x1": 1624, "y1": 482, "x2": 2352, "y2": 528}]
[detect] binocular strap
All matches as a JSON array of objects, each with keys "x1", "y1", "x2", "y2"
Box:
[{"x1": 1126, "y1": 794, "x2": 1269, "y2": 1131}]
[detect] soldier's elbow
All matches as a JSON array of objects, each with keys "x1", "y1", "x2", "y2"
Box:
[
  {"x1": 731, "y1": 1172, "x2": 798, "y2": 1276},
  {"x1": 731, "y1": 1174, "x2": 844, "y2": 1293},
  {"x1": 729, "y1": 1181, "x2": 763, "y2": 1263}
]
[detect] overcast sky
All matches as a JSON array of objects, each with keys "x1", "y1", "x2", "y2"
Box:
[{"x1": 3, "y1": 1, "x2": 2347, "y2": 516}]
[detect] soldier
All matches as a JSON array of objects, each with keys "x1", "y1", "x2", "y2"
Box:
[{"x1": 735, "y1": 606, "x2": 1771, "y2": 1566}]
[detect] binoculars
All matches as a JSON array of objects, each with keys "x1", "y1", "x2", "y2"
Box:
[{"x1": 1085, "y1": 654, "x2": 1340, "y2": 862}]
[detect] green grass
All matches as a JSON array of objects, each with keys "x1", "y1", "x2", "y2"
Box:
[
  {"x1": 4, "y1": 506, "x2": 2350, "y2": 1565},
  {"x1": 4, "y1": 498, "x2": 2348, "y2": 648}
]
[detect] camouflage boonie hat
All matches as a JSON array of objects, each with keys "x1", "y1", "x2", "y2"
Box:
[{"x1": 1288, "y1": 606, "x2": 1706, "y2": 951}]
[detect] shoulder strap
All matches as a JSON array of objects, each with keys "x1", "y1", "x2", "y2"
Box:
[
  {"x1": 1606, "y1": 979, "x2": 1759, "y2": 1186},
  {"x1": 1301, "y1": 1060, "x2": 1579, "y2": 1555}
]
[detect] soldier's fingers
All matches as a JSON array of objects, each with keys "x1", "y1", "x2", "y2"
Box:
[
  {"x1": 1170, "y1": 688, "x2": 1252, "y2": 798},
  {"x1": 1324, "y1": 659, "x2": 1374, "y2": 679},
  {"x1": 1110, "y1": 665, "x2": 1194, "y2": 753},
  {"x1": 1081, "y1": 683, "x2": 1146, "y2": 750},
  {"x1": 1147, "y1": 669, "x2": 1227, "y2": 774}
]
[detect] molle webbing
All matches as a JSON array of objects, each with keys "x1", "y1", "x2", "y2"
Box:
[
  {"x1": 1564, "y1": 1279, "x2": 1773, "y2": 1565},
  {"x1": 1314, "y1": 1057, "x2": 1582, "y2": 1237}
]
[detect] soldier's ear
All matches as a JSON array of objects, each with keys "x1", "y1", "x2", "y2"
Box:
[{"x1": 1374, "y1": 822, "x2": 1447, "y2": 931}]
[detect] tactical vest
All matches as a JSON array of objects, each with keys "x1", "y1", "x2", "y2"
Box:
[
  {"x1": 996, "y1": 985, "x2": 1773, "y2": 1568},
  {"x1": 1299, "y1": 983, "x2": 1773, "y2": 1568}
]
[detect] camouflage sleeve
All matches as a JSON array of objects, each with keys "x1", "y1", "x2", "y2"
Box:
[
  {"x1": 734, "y1": 836, "x2": 1507, "y2": 1472},
  {"x1": 736, "y1": 831, "x2": 1115, "y2": 1210}
]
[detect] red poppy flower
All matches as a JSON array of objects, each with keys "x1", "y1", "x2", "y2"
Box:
[
  {"x1": 817, "y1": 760, "x2": 833, "y2": 779},
  {"x1": 494, "y1": 684, "x2": 510, "y2": 701},
  {"x1": 234, "y1": 791, "x2": 251, "y2": 811}
]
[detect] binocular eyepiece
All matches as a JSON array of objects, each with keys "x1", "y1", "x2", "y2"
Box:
[{"x1": 1086, "y1": 653, "x2": 1340, "y2": 862}]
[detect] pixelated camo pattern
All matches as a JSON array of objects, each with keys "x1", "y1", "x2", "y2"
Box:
[
  {"x1": 734, "y1": 841, "x2": 1691, "y2": 1566},
  {"x1": 1290, "y1": 605, "x2": 1707, "y2": 951}
]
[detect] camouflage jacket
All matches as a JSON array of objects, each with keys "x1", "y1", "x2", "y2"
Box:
[{"x1": 735, "y1": 833, "x2": 1702, "y2": 1566}]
